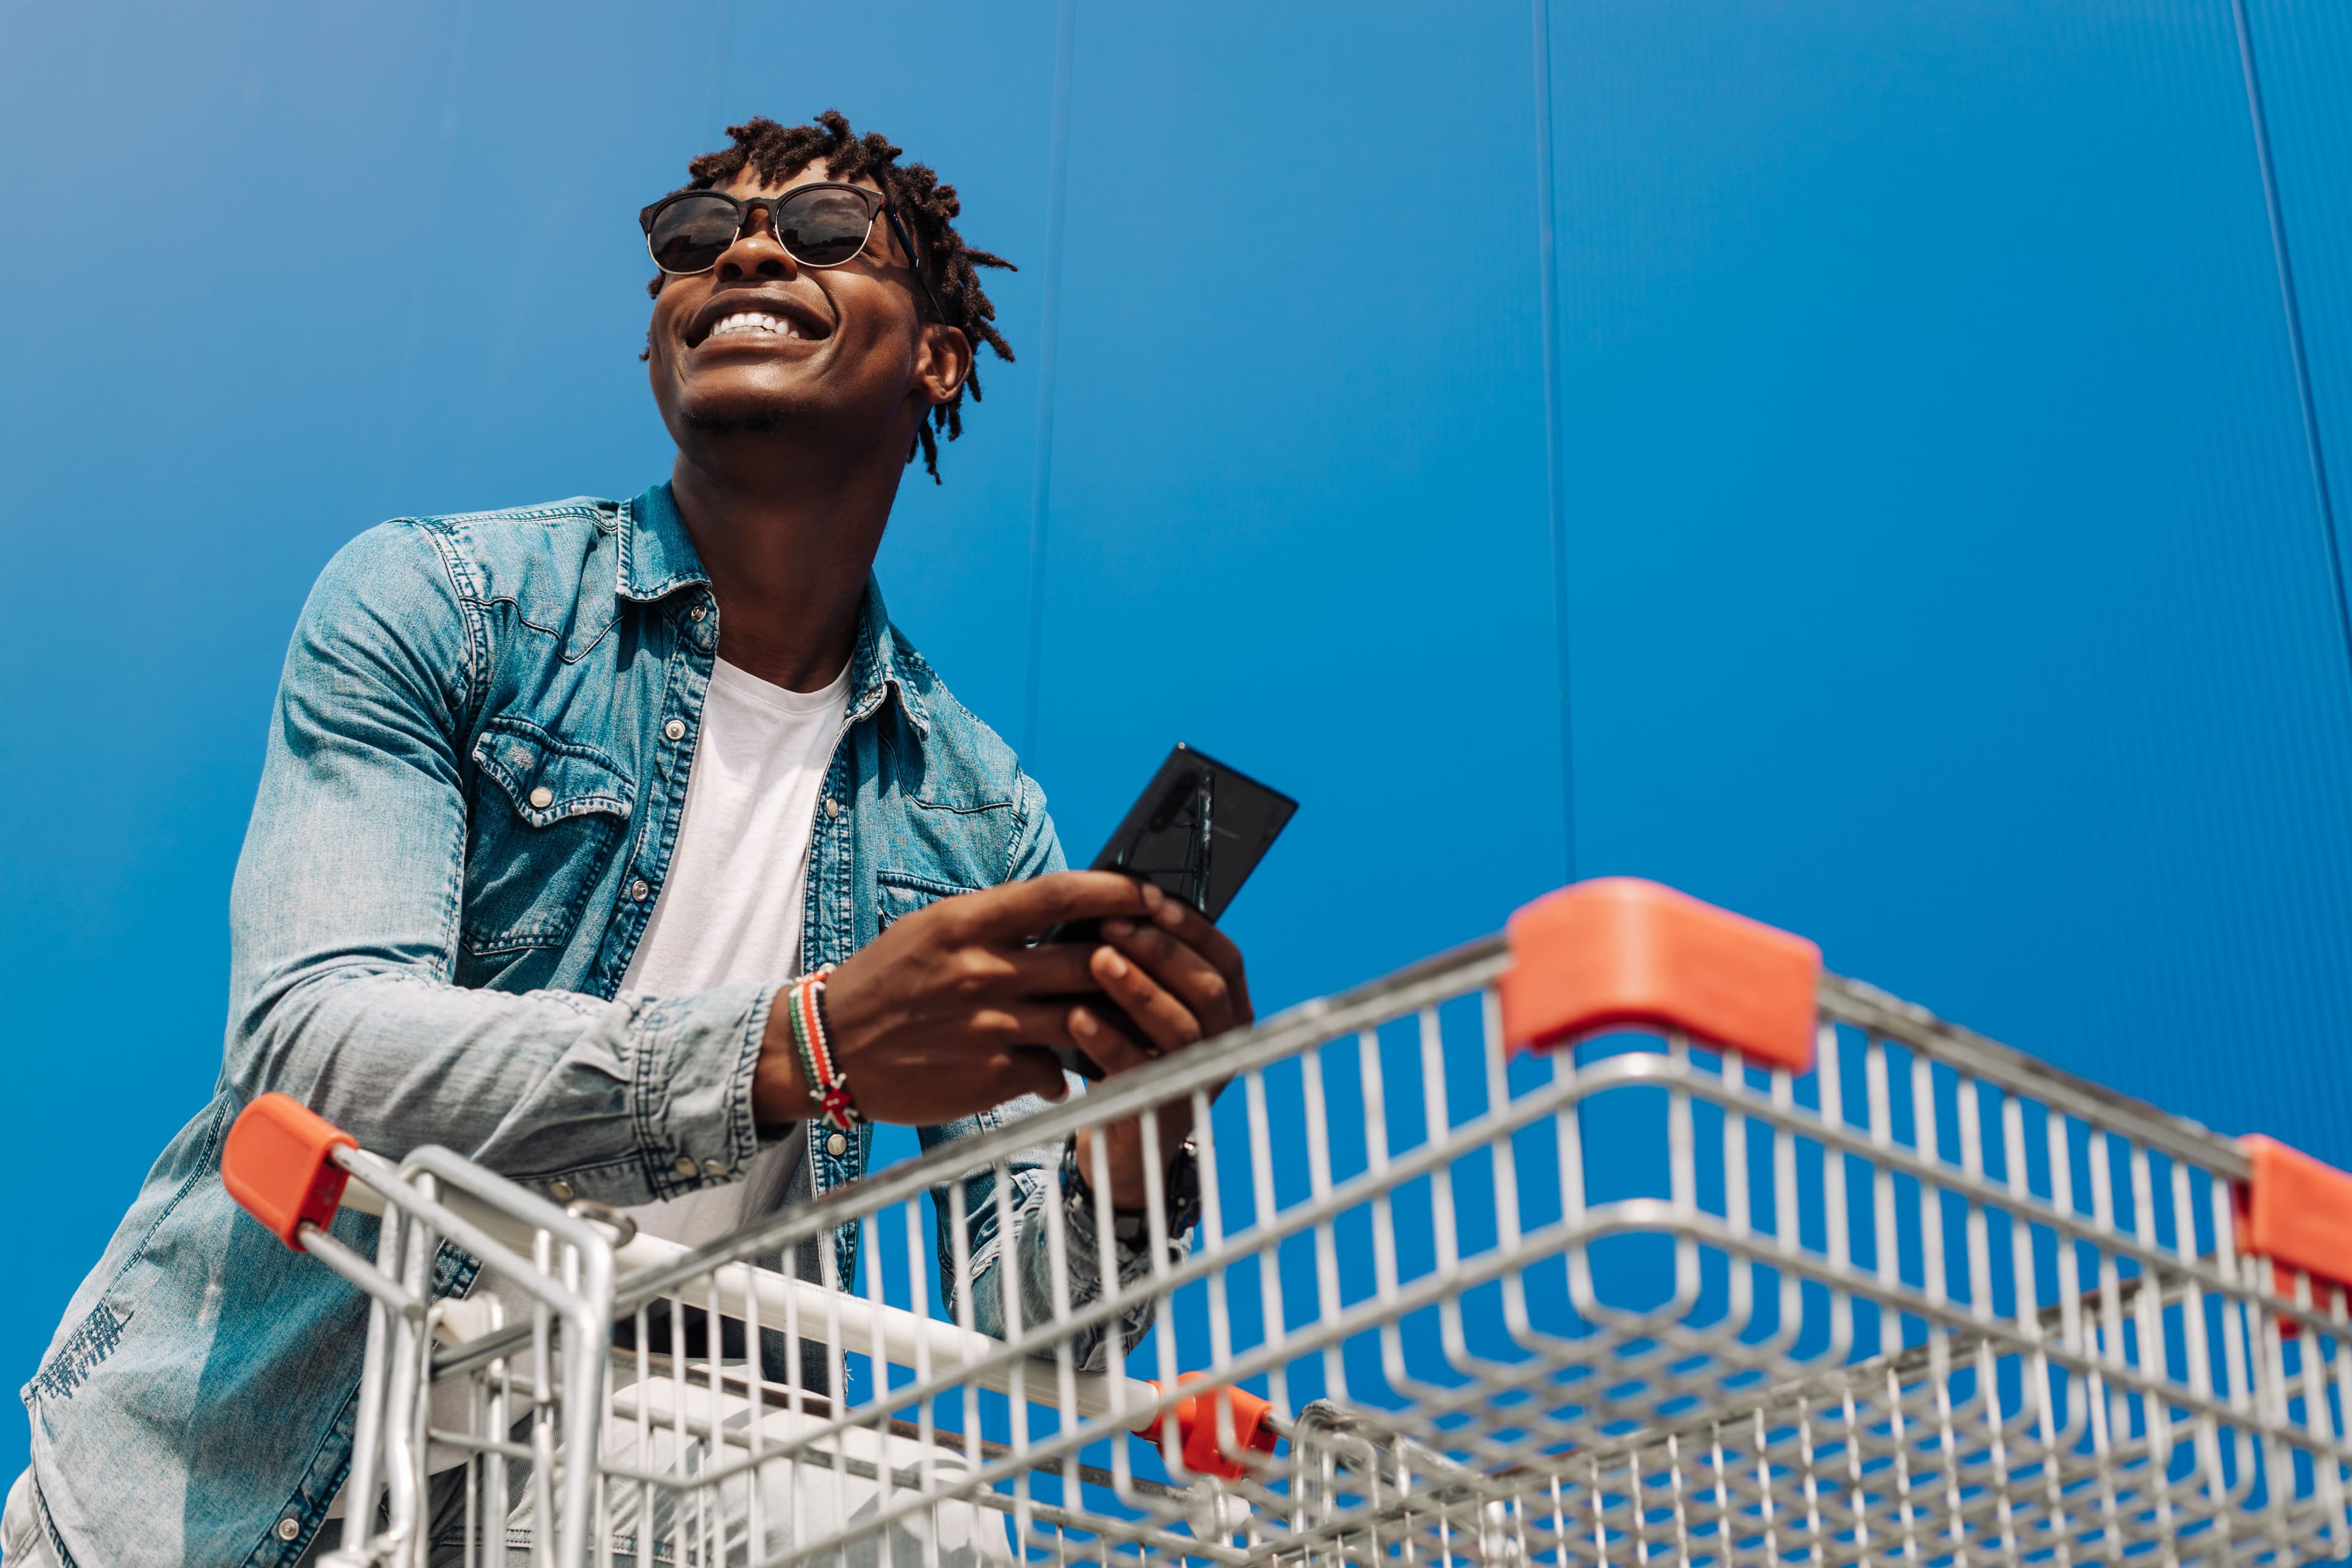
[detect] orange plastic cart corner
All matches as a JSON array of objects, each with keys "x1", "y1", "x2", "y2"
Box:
[
  {"x1": 2237, "y1": 1134, "x2": 2352, "y2": 1302},
  {"x1": 1134, "y1": 1373, "x2": 1279, "y2": 1481},
  {"x1": 1498, "y1": 877, "x2": 1822, "y2": 1072},
  {"x1": 221, "y1": 1092, "x2": 357, "y2": 1249}
]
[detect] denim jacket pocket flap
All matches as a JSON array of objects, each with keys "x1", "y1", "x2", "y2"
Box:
[
  {"x1": 876, "y1": 869, "x2": 982, "y2": 930},
  {"x1": 472, "y1": 720, "x2": 636, "y2": 829}
]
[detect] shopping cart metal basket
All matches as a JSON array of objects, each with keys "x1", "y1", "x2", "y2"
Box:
[{"x1": 223, "y1": 876, "x2": 2352, "y2": 1568}]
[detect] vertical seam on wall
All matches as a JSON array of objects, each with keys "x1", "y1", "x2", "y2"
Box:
[
  {"x1": 1531, "y1": 0, "x2": 1577, "y2": 881},
  {"x1": 2231, "y1": 0, "x2": 2352, "y2": 682},
  {"x1": 374, "y1": 0, "x2": 475, "y2": 498},
  {"x1": 1022, "y1": 0, "x2": 1079, "y2": 760},
  {"x1": 700, "y1": 0, "x2": 731, "y2": 132}
]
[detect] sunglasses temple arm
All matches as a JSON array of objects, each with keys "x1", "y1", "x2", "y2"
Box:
[{"x1": 884, "y1": 202, "x2": 951, "y2": 325}]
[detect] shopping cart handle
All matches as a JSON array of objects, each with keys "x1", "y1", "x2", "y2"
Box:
[
  {"x1": 1133, "y1": 1373, "x2": 1279, "y2": 1481},
  {"x1": 1499, "y1": 877, "x2": 1821, "y2": 1070},
  {"x1": 222, "y1": 1092, "x2": 357, "y2": 1248}
]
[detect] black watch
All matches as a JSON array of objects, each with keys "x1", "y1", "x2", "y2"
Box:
[{"x1": 1060, "y1": 1133, "x2": 1202, "y2": 1243}]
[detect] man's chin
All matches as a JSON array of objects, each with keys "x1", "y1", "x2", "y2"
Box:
[
  {"x1": 669, "y1": 372, "x2": 816, "y2": 439},
  {"x1": 680, "y1": 406, "x2": 791, "y2": 435}
]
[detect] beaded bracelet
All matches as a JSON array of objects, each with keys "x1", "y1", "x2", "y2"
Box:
[{"x1": 785, "y1": 964, "x2": 859, "y2": 1133}]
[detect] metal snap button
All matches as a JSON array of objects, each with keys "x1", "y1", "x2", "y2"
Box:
[
  {"x1": 630, "y1": 880, "x2": 650, "y2": 901},
  {"x1": 703, "y1": 1158, "x2": 727, "y2": 1177},
  {"x1": 276, "y1": 1517, "x2": 303, "y2": 1542},
  {"x1": 548, "y1": 1179, "x2": 575, "y2": 1202},
  {"x1": 529, "y1": 786, "x2": 554, "y2": 809},
  {"x1": 824, "y1": 798, "x2": 841, "y2": 819},
  {"x1": 665, "y1": 718, "x2": 686, "y2": 741},
  {"x1": 826, "y1": 1132, "x2": 848, "y2": 1157},
  {"x1": 673, "y1": 1155, "x2": 698, "y2": 1177},
  {"x1": 688, "y1": 603, "x2": 707, "y2": 621}
]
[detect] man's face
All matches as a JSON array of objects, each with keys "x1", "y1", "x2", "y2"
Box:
[{"x1": 646, "y1": 162, "x2": 953, "y2": 454}]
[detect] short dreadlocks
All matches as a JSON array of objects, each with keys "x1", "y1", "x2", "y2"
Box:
[{"x1": 652, "y1": 110, "x2": 1016, "y2": 481}]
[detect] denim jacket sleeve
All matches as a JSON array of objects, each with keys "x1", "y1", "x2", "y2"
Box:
[
  {"x1": 224, "y1": 522, "x2": 769, "y2": 1202},
  {"x1": 927, "y1": 781, "x2": 1196, "y2": 1373}
]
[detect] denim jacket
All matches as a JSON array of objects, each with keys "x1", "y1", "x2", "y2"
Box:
[{"x1": 17, "y1": 485, "x2": 1165, "y2": 1568}]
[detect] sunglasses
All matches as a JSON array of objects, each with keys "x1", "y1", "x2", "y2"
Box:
[{"x1": 638, "y1": 183, "x2": 947, "y2": 321}]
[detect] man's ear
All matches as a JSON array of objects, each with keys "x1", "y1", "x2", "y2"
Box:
[{"x1": 913, "y1": 323, "x2": 973, "y2": 407}]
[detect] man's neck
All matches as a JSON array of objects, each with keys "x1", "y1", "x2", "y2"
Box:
[{"x1": 668, "y1": 442, "x2": 901, "y2": 692}]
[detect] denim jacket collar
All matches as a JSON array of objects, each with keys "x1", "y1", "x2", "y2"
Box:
[
  {"x1": 615, "y1": 480, "x2": 710, "y2": 604},
  {"x1": 618, "y1": 481, "x2": 929, "y2": 739}
]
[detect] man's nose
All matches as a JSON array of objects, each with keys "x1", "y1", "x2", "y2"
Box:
[{"x1": 715, "y1": 201, "x2": 799, "y2": 281}]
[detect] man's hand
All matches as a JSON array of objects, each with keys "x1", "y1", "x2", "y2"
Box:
[
  {"x1": 1067, "y1": 884, "x2": 1253, "y2": 1208},
  {"x1": 753, "y1": 869, "x2": 1253, "y2": 1216},
  {"x1": 753, "y1": 871, "x2": 1155, "y2": 1126}
]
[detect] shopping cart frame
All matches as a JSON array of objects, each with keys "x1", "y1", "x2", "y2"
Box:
[{"x1": 225, "y1": 878, "x2": 2352, "y2": 1568}]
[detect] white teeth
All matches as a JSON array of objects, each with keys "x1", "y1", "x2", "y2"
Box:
[{"x1": 709, "y1": 311, "x2": 804, "y2": 340}]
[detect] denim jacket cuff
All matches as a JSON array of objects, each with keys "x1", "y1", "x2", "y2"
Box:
[
  {"x1": 1055, "y1": 1165, "x2": 1195, "y2": 1287},
  {"x1": 631, "y1": 982, "x2": 778, "y2": 1199}
]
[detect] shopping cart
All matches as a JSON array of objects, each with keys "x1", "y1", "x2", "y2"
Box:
[{"x1": 222, "y1": 877, "x2": 2352, "y2": 1568}]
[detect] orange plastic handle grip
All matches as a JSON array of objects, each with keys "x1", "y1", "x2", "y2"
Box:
[
  {"x1": 221, "y1": 1092, "x2": 357, "y2": 1248},
  {"x1": 1497, "y1": 878, "x2": 1822, "y2": 1071},
  {"x1": 1133, "y1": 1373, "x2": 1278, "y2": 1480},
  {"x1": 2237, "y1": 1134, "x2": 2352, "y2": 1305}
]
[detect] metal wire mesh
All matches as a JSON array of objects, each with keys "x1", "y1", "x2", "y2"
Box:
[{"x1": 325, "y1": 944, "x2": 2352, "y2": 1568}]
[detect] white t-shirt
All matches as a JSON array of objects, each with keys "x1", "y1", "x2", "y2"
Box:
[
  {"x1": 358, "y1": 655, "x2": 853, "y2": 1513},
  {"x1": 622, "y1": 655, "x2": 853, "y2": 1248}
]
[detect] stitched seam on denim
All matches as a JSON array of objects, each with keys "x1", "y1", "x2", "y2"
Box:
[
  {"x1": 507, "y1": 1152, "x2": 644, "y2": 1188},
  {"x1": 883, "y1": 624, "x2": 934, "y2": 727},
  {"x1": 462, "y1": 596, "x2": 623, "y2": 668},
  {"x1": 617, "y1": 499, "x2": 710, "y2": 602},
  {"x1": 907, "y1": 797, "x2": 1016, "y2": 818},
  {"x1": 616, "y1": 495, "x2": 637, "y2": 594},
  {"x1": 876, "y1": 870, "x2": 984, "y2": 902},
  {"x1": 472, "y1": 715, "x2": 634, "y2": 784},
  {"x1": 246, "y1": 1375, "x2": 363, "y2": 1567},
  {"x1": 417, "y1": 518, "x2": 491, "y2": 729},
  {"x1": 457, "y1": 814, "x2": 622, "y2": 955},
  {"x1": 26, "y1": 1303, "x2": 127, "y2": 1403},
  {"x1": 432, "y1": 499, "x2": 608, "y2": 526},
  {"x1": 29, "y1": 1473, "x2": 78, "y2": 1568},
  {"x1": 625, "y1": 1001, "x2": 673, "y2": 1194},
  {"x1": 608, "y1": 634, "x2": 706, "y2": 986},
  {"x1": 728, "y1": 989, "x2": 773, "y2": 1175},
  {"x1": 841, "y1": 597, "x2": 895, "y2": 728},
  {"x1": 421, "y1": 520, "x2": 494, "y2": 968},
  {"x1": 824, "y1": 729, "x2": 857, "y2": 962},
  {"x1": 462, "y1": 715, "x2": 635, "y2": 952},
  {"x1": 470, "y1": 717, "x2": 637, "y2": 818},
  {"x1": 24, "y1": 1098, "x2": 228, "y2": 1405},
  {"x1": 426, "y1": 502, "x2": 619, "y2": 668},
  {"x1": 1005, "y1": 775, "x2": 1037, "y2": 884}
]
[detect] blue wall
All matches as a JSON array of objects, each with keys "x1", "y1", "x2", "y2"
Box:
[{"x1": 2, "y1": 0, "x2": 2348, "y2": 1493}]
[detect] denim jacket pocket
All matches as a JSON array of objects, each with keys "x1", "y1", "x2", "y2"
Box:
[
  {"x1": 876, "y1": 869, "x2": 981, "y2": 932},
  {"x1": 461, "y1": 718, "x2": 636, "y2": 956}
]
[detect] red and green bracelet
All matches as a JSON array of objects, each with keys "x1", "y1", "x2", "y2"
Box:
[{"x1": 785, "y1": 964, "x2": 859, "y2": 1133}]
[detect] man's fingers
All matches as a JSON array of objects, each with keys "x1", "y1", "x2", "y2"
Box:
[
  {"x1": 1090, "y1": 944, "x2": 1205, "y2": 1057},
  {"x1": 999, "y1": 941, "x2": 1107, "y2": 996},
  {"x1": 1005, "y1": 1046, "x2": 1072, "y2": 1102},
  {"x1": 973, "y1": 1002, "x2": 1085, "y2": 1049},
  {"x1": 1101, "y1": 918, "x2": 1237, "y2": 1031},
  {"x1": 949, "y1": 871, "x2": 1153, "y2": 943},
  {"x1": 1138, "y1": 891, "x2": 1251, "y2": 1012},
  {"x1": 1066, "y1": 1004, "x2": 1159, "y2": 1076}
]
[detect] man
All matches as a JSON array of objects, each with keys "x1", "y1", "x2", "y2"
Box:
[{"x1": 7, "y1": 110, "x2": 1250, "y2": 1567}]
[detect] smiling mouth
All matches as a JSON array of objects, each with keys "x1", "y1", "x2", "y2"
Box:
[{"x1": 704, "y1": 310, "x2": 815, "y2": 343}]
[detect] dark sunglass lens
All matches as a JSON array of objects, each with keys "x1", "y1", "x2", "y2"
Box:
[
  {"x1": 648, "y1": 194, "x2": 742, "y2": 273},
  {"x1": 777, "y1": 189, "x2": 873, "y2": 266}
]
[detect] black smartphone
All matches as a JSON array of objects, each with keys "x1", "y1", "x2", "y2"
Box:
[{"x1": 1050, "y1": 744, "x2": 1297, "y2": 1080}]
